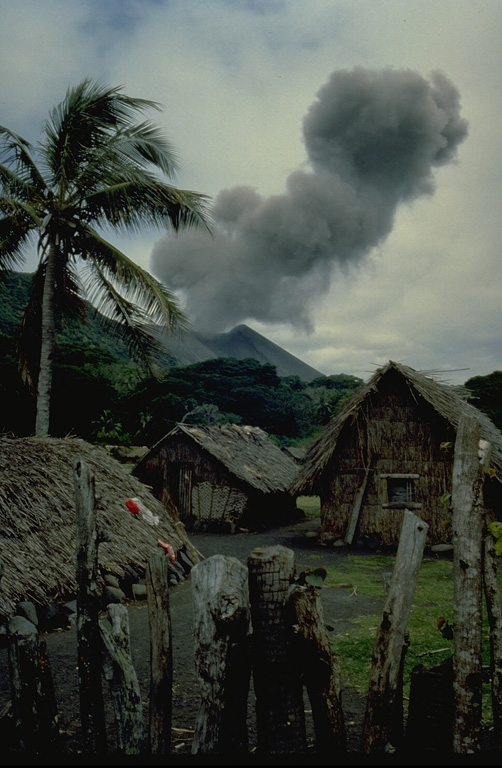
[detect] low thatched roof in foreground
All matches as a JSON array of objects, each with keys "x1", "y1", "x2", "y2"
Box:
[
  {"x1": 0, "y1": 436, "x2": 200, "y2": 619},
  {"x1": 135, "y1": 423, "x2": 299, "y2": 493},
  {"x1": 291, "y1": 360, "x2": 502, "y2": 495}
]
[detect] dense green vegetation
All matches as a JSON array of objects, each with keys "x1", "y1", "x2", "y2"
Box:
[{"x1": 2, "y1": 272, "x2": 502, "y2": 447}]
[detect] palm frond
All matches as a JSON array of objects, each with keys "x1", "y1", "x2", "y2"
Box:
[
  {"x1": 0, "y1": 126, "x2": 48, "y2": 192},
  {"x1": 84, "y1": 177, "x2": 213, "y2": 233},
  {"x1": 81, "y1": 232, "x2": 188, "y2": 332}
]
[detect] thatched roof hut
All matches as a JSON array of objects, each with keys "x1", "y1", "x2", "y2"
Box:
[
  {"x1": 0, "y1": 436, "x2": 201, "y2": 620},
  {"x1": 290, "y1": 361, "x2": 502, "y2": 548},
  {"x1": 133, "y1": 423, "x2": 300, "y2": 531}
]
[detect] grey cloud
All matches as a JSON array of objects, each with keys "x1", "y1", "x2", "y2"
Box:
[{"x1": 151, "y1": 66, "x2": 468, "y2": 332}]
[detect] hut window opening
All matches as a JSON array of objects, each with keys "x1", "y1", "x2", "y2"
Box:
[{"x1": 387, "y1": 476, "x2": 415, "y2": 504}]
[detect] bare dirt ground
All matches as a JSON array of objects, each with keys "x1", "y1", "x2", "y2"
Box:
[{"x1": 0, "y1": 517, "x2": 496, "y2": 766}]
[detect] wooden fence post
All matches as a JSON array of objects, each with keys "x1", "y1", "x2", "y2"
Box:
[
  {"x1": 146, "y1": 549, "x2": 173, "y2": 755},
  {"x1": 74, "y1": 457, "x2": 107, "y2": 755},
  {"x1": 361, "y1": 509, "x2": 428, "y2": 754},
  {"x1": 287, "y1": 584, "x2": 347, "y2": 753},
  {"x1": 247, "y1": 545, "x2": 307, "y2": 755},
  {"x1": 100, "y1": 603, "x2": 145, "y2": 755},
  {"x1": 7, "y1": 617, "x2": 60, "y2": 754},
  {"x1": 191, "y1": 554, "x2": 251, "y2": 755},
  {"x1": 451, "y1": 414, "x2": 483, "y2": 753}
]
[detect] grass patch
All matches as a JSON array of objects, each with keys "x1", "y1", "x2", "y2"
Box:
[
  {"x1": 323, "y1": 554, "x2": 498, "y2": 725},
  {"x1": 297, "y1": 495, "x2": 320, "y2": 518}
]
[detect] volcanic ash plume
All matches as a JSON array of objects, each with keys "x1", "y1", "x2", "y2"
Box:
[{"x1": 150, "y1": 66, "x2": 468, "y2": 332}]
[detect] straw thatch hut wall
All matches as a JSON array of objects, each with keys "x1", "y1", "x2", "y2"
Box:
[
  {"x1": 0, "y1": 436, "x2": 201, "y2": 620},
  {"x1": 133, "y1": 423, "x2": 300, "y2": 531},
  {"x1": 290, "y1": 361, "x2": 502, "y2": 548}
]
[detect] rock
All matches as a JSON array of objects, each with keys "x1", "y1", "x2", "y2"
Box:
[
  {"x1": 431, "y1": 544, "x2": 454, "y2": 553},
  {"x1": 8, "y1": 615, "x2": 37, "y2": 636},
  {"x1": 132, "y1": 583, "x2": 147, "y2": 600},
  {"x1": 104, "y1": 573, "x2": 121, "y2": 589},
  {"x1": 102, "y1": 586, "x2": 126, "y2": 605},
  {"x1": 16, "y1": 601, "x2": 38, "y2": 627}
]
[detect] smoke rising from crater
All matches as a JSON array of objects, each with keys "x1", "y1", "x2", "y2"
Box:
[{"x1": 151, "y1": 66, "x2": 468, "y2": 332}]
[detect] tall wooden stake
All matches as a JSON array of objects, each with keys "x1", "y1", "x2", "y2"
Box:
[
  {"x1": 451, "y1": 414, "x2": 483, "y2": 754},
  {"x1": 74, "y1": 457, "x2": 107, "y2": 755}
]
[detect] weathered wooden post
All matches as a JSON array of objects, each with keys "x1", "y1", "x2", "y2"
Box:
[
  {"x1": 7, "y1": 616, "x2": 60, "y2": 754},
  {"x1": 100, "y1": 603, "x2": 145, "y2": 755},
  {"x1": 483, "y1": 527, "x2": 502, "y2": 751},
  {"x1": 361, "y1": 509, "x2": 428, "y2": 754},
  {"x1": 451, "y1": 414, "x2": 483, "y2": 753},
  {"x1": 146, "y1": 548, "x2": 173, "y2": 755},
  {"x1": 74, "y1": 457, "x2": 107, "y2": 754},
  {"x1": 287, "y1": 583, "x2": 347, "y2": 753},
  {"x1": 191, "y1": 554, "x2": 251, "y2": 755},
  {"x1": 247, "y1": 545, "x2": 307, "y2": 755}
]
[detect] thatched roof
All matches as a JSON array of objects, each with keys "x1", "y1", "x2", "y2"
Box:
[
  {"x1": 0, "y1": 436, "x2": 199, "y2": 619},
  {"x1": 135, "y1": 423, "x2": 299, "y2": 493},
  {"x1": 291, "y1": 361, "x2": 502, "y2": 495}
]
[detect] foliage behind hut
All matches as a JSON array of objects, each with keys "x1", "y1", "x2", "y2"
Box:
[
  {"x1": 290, "y1": 361, "x2": 502, "y2": 548},
  {"x1": 0, "y1": 436, "x2": 200, "y2": 619},
  {"x1": 133, "y1": 423, "x2": 301, "y2": 531}
]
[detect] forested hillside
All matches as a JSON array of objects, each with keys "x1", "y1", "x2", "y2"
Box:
[{"x1": 1, "y1": 271, "x2": 501, "y2": 446}]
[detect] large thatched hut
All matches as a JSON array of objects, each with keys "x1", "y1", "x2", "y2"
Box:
[
  {"x1": 290, "y1": 361, "x2": 502, "y2": 549},
  {"x1": 0, "y1": 436, "x2": 202, "y2": 621},
  {"x1": 133, "y1": 423, "x2": 300, "y2": 531}
]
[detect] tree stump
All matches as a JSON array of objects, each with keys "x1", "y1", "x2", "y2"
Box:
[
  {"x1": 248, "y1": 545, "x2": 307, "y2": 755},
  {"x1": 191, "y1": 554, "x2": 251, "y2": 755}
]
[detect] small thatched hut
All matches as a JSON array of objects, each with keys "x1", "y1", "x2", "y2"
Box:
[
  {"x1": 133, "y1": 423, "x2": 300, "y2": 531},
  {"x1": 290, "y1": 361, "x2": 502, "y2": 549},
  {"x1": 0, "y1": 436, "x2": 202, "y2": 620}
]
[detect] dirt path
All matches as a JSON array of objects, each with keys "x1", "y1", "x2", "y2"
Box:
[{"x1": 0, "y1": 518, "x2": 385, "y2": 762}]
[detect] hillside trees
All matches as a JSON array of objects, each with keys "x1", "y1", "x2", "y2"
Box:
[
  {"x1": 465, "y1": 371, "x2": 502, "y2": 430},
  {"x1": 0, "y1": 79, "x2": 211, "y2": 436}
]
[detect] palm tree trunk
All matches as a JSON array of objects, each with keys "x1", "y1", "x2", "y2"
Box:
[{"x1": 35, "y1": 243, "x2": 57, "y2": 437}]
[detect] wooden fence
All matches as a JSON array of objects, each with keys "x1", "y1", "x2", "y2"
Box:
[{"x1": 3, "y1": 414, "x2": 502, "y2": 758}]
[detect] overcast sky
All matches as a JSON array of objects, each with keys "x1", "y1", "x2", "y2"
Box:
[{"x1": 1, "y1": 0, "x2": 501, "y2": 385}]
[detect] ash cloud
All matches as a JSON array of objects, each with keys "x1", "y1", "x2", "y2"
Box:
[{"x1": 151, "y1": 67, "x2": 468, "y2": 332}]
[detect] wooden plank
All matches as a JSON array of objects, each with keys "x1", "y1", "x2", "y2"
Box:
[
  {"x1": 361, "y1": 509, "x2": 428, "y2": 754},
  {"x1": 345, "y1": 465, "x2": 371, "y2": 545}
]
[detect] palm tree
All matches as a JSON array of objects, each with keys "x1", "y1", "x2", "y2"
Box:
[{"x1": 0, "y1": 79, "x2": 212, "y2": 436}]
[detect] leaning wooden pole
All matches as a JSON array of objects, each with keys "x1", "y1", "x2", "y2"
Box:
[
  {"x1": 451, "y1": 414, "x2": 483, "y2": 754},
  {"x1": 74, "y1": 457, "x2": 107, "y2": 755},
  {"x1": 248, "y1": 545, "x2": 307, "y2": 756},
  {"x1": 361, "y1": 509, "x2": 428, "y2": 754}
]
